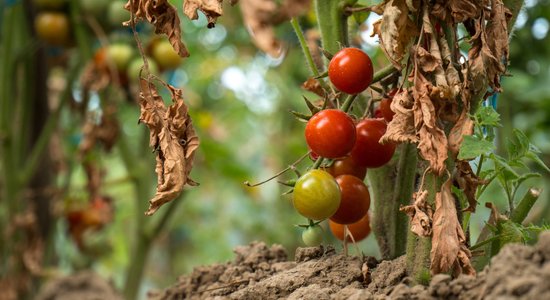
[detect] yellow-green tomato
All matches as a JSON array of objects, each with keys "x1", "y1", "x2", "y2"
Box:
[
  {"x1": 127, "y1": 57, "x2": 159, "y2": 82},
  {"x1": 106, "y1": 43, "x2": 133, "y2": 71},
  {"x1": 302, "y1": 225, "x2": 324, "y2": 247},
  {"x1": 152, "y1": 40, "x2": 182, "y2": 70},
  {"x1": 293, "y1": 169, "x2": 341, "y2": 220}
]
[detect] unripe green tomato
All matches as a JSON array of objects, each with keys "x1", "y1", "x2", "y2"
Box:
[
  {"x1": 34, "y1": 0, "x2": 66, "y2": 9},
  {"x1": 80, "y1": 0, "x2": 109, "y2": 16},
  {"x1": 302, "y1": 225, "x2": 324, "y2": 247},
  {"x1": 152, "y1": 40, "x2": 182, "y2": 70},
  {"x1": 127, "y1": 57, "x2": 159, "y2": 82},
  {"x1": 108, "y1": 1, "x2": 130, "y2": 27},
  {"x1": 107, "y1": 43, "x2": 134, "y2": 71},
  {"x1": 34, "y1": 12, "x2": 70, "y2": 46},
  {"x1": 293, "y1": 169, "x2": 341, "y2": 220}
]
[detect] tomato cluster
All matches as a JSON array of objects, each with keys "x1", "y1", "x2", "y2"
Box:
[{"x1": 293, "y1": 48, "x2": 400, "y2": 246}]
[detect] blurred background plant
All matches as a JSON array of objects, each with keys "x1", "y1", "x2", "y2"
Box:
[{"x1": 0, "y1": 0, "x2": 548, "y2": 299}]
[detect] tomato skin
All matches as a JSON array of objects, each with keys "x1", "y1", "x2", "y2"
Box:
[
  {"x1": 330, "y1": 175, "x2": 370, "y2": 224},
  {"x1": 305, "y1": 109, "x2": 356, "y2": 159},
  {"x1": 329, "y1": 214, "x2": 371, "y2": 242},
  {"x1": 34, "y1": 12, "x2": 70, "y2": 46},
  {"x1": 350, "y1": 118, "x2": 396, "y2": 168},
  {"x1": 323, "y1": 156, "x2": 367, "y2": 180},
  {"x1": 293, "y1": 170, "x2": 341, "y2": 221},
  {"x1": 152, "y1": 40, "x2": 182, "y2": 70},
  {"x1": 127, "y1": 57, "x2": 159, "y2": 82},
  {"x1": 380, "y1": 88, "x2": 398, "y2": 122},
  {"x1": 328, "y1": 48, "x2": 373, "y2": 95},
  {"x1": 302, "y1": 225, "x2": 324, "y2": 247},
  {"x1": 106, "y1": 43, "x2": 134, "y2": 71}
]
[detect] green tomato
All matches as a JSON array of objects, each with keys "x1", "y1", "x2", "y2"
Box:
[
  {"x1": 127, "y1": 57, "x2": 159, "y2": 82},
  {"x1": 152, "y1": 40, "x2": 182, "y2": 70},
  {"x1": 80, "y1": 0, "x2": 109, "y2": 16},
  {"x1": 293, "y1": 169, "x2": 341, "y2": 220},
  {"x1": 302, "y1": 225, "x2": 324, "y2": 247},
  {"x1": 107, "y1": 43, "x2": 134, "y2": 71},
  {"x1": 108, "y1": 1, "x2": 130, "y2": 27}
]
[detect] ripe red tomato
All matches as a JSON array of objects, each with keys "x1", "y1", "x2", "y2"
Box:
[
  {"x1": 350, "y1": 118, "x2": 396, "y2": 168},
  {"x1": 328, "y1": 48, "x2": 373, "y2": 94},
  {"x1": 329, "y1": 214, "x2": 371, "y2": 242},
  {"x1": 305, "y1": 109, "x2": 356, "y2": 159},
  {"x1": 330, "y1": 175, "x2": 370, "y2": 224},
  {"x1": 293, "y1": 169, "x2": 341, "y2": 220},
  {"x1": 380, "y1": 88, "x2": 398, "y2": 122},
  {"x1": 323, "y1": 156, "x2": 367, "y2": 180},
  {"x1": 34, "y1": 12, "x2": 70, "y2": 46}
]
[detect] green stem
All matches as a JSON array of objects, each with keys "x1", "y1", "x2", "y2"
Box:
[
  {"x1": 315, "y1": 0, "x2": 347, "y2": 56},
  {"x1": 340, "y1": 94, "x2": 357, "y2": 112},
  {"x1": 369, "y1": 142, "x2": 417, "y2": 259},
  {"x1": 69, "y1": 0, "x2": 93, "y2": 60},
  {"x1": 123, "y1": 233, "x2": 152, "y2": 300},
  {"x1": 510, "y1": 188, "x2": 541, "y2": 224},
  {"x1": 371, "y1": 64, "x2": 397, "y2": 85}
]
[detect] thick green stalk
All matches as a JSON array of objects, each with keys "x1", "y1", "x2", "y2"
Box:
[
  {"x1": 511, "y1": 188, "x2": 541, "y2": 224},
  {"x1": 369, "y1": 143, "x2": 418, "y2": 259},
  {"x1": 314, "y1": 0, "x2": 348, "y2": 55}
]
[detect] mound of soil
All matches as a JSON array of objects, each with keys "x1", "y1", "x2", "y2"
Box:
[
  {"x1": 149, "y1": 231, "x2": 550, "y2": 300},
  {"x1": 35, "y1": 271, "x2": 122, "y2": 300}
]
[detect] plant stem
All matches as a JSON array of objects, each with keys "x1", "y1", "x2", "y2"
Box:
[
  {"x1": 510, "y1": 188, "x2": 541, "y2": 224},
  {"x1": 371, "y1": 64, "x2": 397, "y2": 85},
  {"x1": 369, "y1": 142, "x2": 417, "y2": 259},
  {"x1": 340, "y1": 94, "x2": 357, "y2": 112},
  {"x1": 315, "y1": 0, "x2": 347, "y2": 55}
]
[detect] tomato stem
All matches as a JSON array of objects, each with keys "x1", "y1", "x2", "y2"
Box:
[{"x1": 340, "y1": 94, "x2": 358, "y2": 113}]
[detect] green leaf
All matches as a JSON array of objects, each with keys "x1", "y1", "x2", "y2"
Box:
[
  {"x1": 353, "y1": 10, "x2": 370, "y2": 25},
  {"x1": 491, "y1": 154, "x2": 520, "y2": 181},
  {"x1": 525, "y1": 151, "x2": 550, "y2": 173},
  {"x1": 458, "y1": 135, "x2": 495, "y2": 160},
  {"x1": 475, "y1": 106, "x2": 501, "y2": 127},
  {"x1": 507, "y1": 129, "x2": 530, "y2": 160}
]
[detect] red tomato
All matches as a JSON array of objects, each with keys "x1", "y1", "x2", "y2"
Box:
[
  {"x1": 329, "y1": 214, "x2": 371, "y2": 242},
  {"x1": 323, "y1": 156, "x2": 367, "y2": 180},
  {"x1": 330, "y1": 175, "x2": 370, "y2": 224},
  {"x1": 374, "y1": 108, "x2": 383, "y2": 119},
  {"x1": 380, "y1": 88, "x2": 398, "y2": 122},
  {"x1": 305, "y1": 109, "x2": 356, "y2": 159},
  {"x1": 328, "y1": 48, "x2": 373, "y2": 94},
  {"x1": 350, "y1": 118, "x2": 396, "y2": 168}
]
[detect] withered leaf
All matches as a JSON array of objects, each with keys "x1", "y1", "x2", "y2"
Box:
[
  {"x1": 455, "y1": 161, "x2": 485, "y2": 213},
  {"x1": 239, "y1": 0, "x2": 311, "y2": 57},
  {"x1": 301, "y1": 78, "x2": 324, "y2": 97},
  {"x1": 372, "y1": 0, "x2": 418, "y2": 69},
  {"x1": 432, "y1": 0, "x2": 483, "y2": 23},
  {"x1": 124, "y1": 0, "x2": 189, "y2": 57},
  {"x1": 183, "y1": 0, "x2": 223, "y2": 28},
  {"x1": 79, "y1": 105, "x2": 120, "y2": 155},
  {"x1": 138, "y1": 79, "x2": 199, "y2": 216},
  {"x1": 431, "y1": 179, "x2": 475, "y2": 275},
  {"x1": 381, "y1": 89, "x2": 418, "y2": 144},
  {"x1": 400, "y1": 189, "x2": 433, "y2": 237},
  {"x1": 448, "y1": 85, "x2": 474, "y2": 157}
]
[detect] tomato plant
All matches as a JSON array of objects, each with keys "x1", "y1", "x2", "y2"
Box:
[
  {"x1": 329, "y1": 214, "x2": 371, "y2": 242},
  {"x1": 152, "y1": 39, "x2": 183, "y2": 70},
  {"x1": 380, "y1": 88, "x2": 398, "y2": 122},
  {"x1": 330, "y1": 175, "x2": 370, "y2": 224},
  {"x1": 323, "y1": 156, "x2": 367, "y2": 180},
  {"x1": 305, "y1": 109, "x2": 356, "y2": 159},
  {"x1": 328, "y1": 48, "x2": 373, "y2": 95},
  {"x1": 350, "y1": 118, "x2": 396, "y2": 168},
  {"x1": 34, "y1": 12, "x2": 70, "y2": 46},
  {"x1": 302, "y1": 224, "x2": 324, "y2": 247},
  {"x1": 293, "y1": 169, "x2": 341, "y2": 220}
]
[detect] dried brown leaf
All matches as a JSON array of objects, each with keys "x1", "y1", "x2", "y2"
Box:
[
  {"x1": 124, "y1": 0, "x2": 189, "y2": 57},
  {"x1": 455, "y1": 161, "x2": 486, "y2": 213},
  {"x1": 432, "y1": 0, "x2": 483, "y2": 23},
  {"x1": 301, "y1": 78, "x2": 324, "y2": 97},
  {"x1": 183, "y1": 0, "x2": 223, "y2": 28},
  {"x1": 448, "y1": 84, "x2": 473, "y2": 157},
  {"x1": 138, "y1": 79, "x2": 199, "y2": 216},
  {"x1": 372, "y1": 0, "x2": 418, "y2": 69},
  {"x1": 400, "y1": 189, "x2": 433, "y2": 237},
  {"x1": 79, "y1": 106, "x2": 120, "y2": 155},
  {"x1": 239, "y1": 0, "x2": 311, "y2": 57},
  {"x1": 431, "y1": 179, "x2": 475, "y2": 275},
  {"x1": 381, "y1": 89, "x2": 418, "y2": 144}
]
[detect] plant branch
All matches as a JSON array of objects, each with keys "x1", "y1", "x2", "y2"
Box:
[{"x1": 510, "y1": 188, "x2": 541, "y2": 224}]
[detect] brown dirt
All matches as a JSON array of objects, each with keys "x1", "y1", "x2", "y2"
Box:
[
  {"x1": 149, "y1": 231, "x2": 550, "y2": 300},
  {"x1": 35, "y1": 271, "x2": 123, "y2": 300}
]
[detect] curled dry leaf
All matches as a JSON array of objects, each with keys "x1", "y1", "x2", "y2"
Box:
[
  {"x1": 400, "y1": 189, "x2": 433, "y2": 237},
  {"x1": 381, "y1": 89, "x2": 418, "y2": 144},
  {"x1": 239, "y1": 0, "x2": 311, "y2": 57},
  {"x1": 79, "y1": 106, "x2": 120, "y2": 155},
  {"x1": 372, "y1": 0, "x2": 418, "y2": 69},
  {"x1": 432, "y1": 0, "x2": 483, "y2": 23},
  {"x1": 183, "y1": 0, "x2": 223, "y2": 28},
  {"x1": 138, "y1": 79, "x2": 199, "y2": 216},
  {"x1": 301, "y1": 78, "x2": 324, "y2": 97},
  {"x1": 124, "y1": 0, "x2": 189, "y2": 57},
  {"x1": 455, "y1": 161, "x2": 486, "y2": 213},
  {"x1": 430, "y1": 179, "x2": 475, "y2": 276}
]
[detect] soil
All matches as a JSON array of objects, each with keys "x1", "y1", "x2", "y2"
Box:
[{"x1": 148, "y1": 231, "x2": 550, "y2": 300}]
